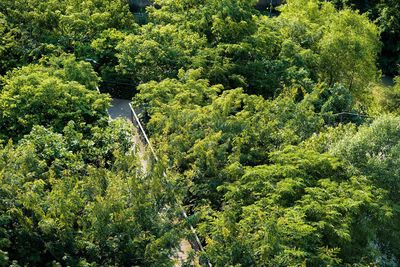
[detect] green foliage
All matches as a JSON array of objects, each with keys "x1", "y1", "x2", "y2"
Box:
[
  {"x1": 0, "y1": 12, "x2": 19, "y2": 74},
  {"x1": 135, "y1": 71, "x2": 324, "y2": 208},
  {"x1": 90, "y1": 29, "x2": 130, "y2": 83},
  {"x1": 119, "y1": 0, "x2": 380, "y2": 99},
  {"x1": 379, "y1": 77, "x2": 400, "y2": 114},
  {"x1": 190, "y1": 16, "x2": 317, "y2": 95},
  {"x1": 0, "y1": 0, "x2": 398, "y2": 265},
  {"x1": 304, "y1": 83, "x2": 353, "y2": 115},
  {"x1": 278, "y1": 0, "x2": 380, "y2": 95},
  {"x1": 333, "y1": 116, "x2": 400, "y2": 202},
  {"x1": 0, "y1": 55, "x2": 109, "y2": 141},
  {"x1": 377, "y1": 0, "x2": 400, "y2": 75},
  {"x1": 317, "y1": 9, "x2": 380, "y2": 93},
  {"x1": 327, "y1": 0, "x2": 400, "y2": 75},
  {"x1": 199, "y1": 147, "x2": 389, "y2": 266},
  {"x1": 331, "y1": 115, "x2": 400, "y2": 261},
  {"x1": 0, "y1": 0, "x2": 136, "y2": 74},
  {"x1": 149, "y1": 0, "x2": 259, "y2": 44},
  {"x1": 116, "y1": 24, "x2": 206, "y2": 84},
  {"x1": 0, "y1": 122, "x2": 178, "y2": 266},
  {"x1": 300, "y1": 123, "x2": 357, "y2": 153}
]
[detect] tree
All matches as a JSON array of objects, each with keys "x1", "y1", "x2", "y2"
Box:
[
  {"x1": 0, "y1": 0, "x2": 136, "y2": 74},
  {"x1": 199, "y1": 147, "x2": 390, "y2": 266},
  {"x1": 1, "y1": 0, "x2": 398, "y2": 265},
  {"x1": 327, "y1": 0, "x2": 400, "y2": 76},
  {"x1": 376, "y1": 0, "x2": 400, "y2": 75},
  {"x1": 331, "y1": 115, "x2": 400, "y2": 261},
  {"x1": 0, "y1": 122, "x2": 179, "y2": 266},
  {"x1": 278, "y1": 0, "x2": 380, "y2": 95},
  {"x1": 134, "y1": 70, "x2": 324, "y2": 208},
  {"x1": 191, "y1": 16, "x2": 317, "y2": 96},
  {"x1": 0, "y1": 55, "x2": 109, "y2": 141},
  {"x1": 0, "y1": 12, "x2": 20, "y2": 74},
  {"x1": 116, "y1": 24, "x2": 206, "y2": 85},
  {"x1": 149, "y1": 0, "x2": 259, "y2": 44},
  {"x1": 332, "y1": 115, "x2": 400, "y2": 200},
  {"x1": 317, "y1": 9, "x2": 380, "y2": 93},
  {"x1": 379, "y1": 76, "x2": 400, "y2": 114},
  {"x1": 89, "y1": 29, "x2": 130, "y2": 84}
]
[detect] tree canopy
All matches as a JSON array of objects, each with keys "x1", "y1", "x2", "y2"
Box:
[
  {"x1": 0, "y1": 122, "x2": 179, "y2": 266},
  {"x1": 0, "y1": 0, "x2": 399, "y2": 265},
  {"x1": 0, "y1": 55, "x2": 108, "y2": 141}
]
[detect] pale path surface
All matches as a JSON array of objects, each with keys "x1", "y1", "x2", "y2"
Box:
[
  {"x1": 108, "y1": 98, "x2": 196, "y2": 266},
  {"x1": 109, "y1": 98, "x2": 132, "y2": 121}
]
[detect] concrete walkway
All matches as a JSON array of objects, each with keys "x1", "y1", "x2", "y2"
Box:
[{"x1": 108, "y1": 98, "x2": 132, "y2": 121}]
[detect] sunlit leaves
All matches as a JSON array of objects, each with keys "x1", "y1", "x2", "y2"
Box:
[
  {"x1": 0, "y1": 121, "x2": 179, "y2": 266},
  {"x1": 116, "y1": 24, "x2": 206, "y2": 84},
  {"x1": 200, "y1": 147, "x2": 388, "y2": 266},
  {"x1": 0, "y1": 56, "x2": 109, "y2": 141}
]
